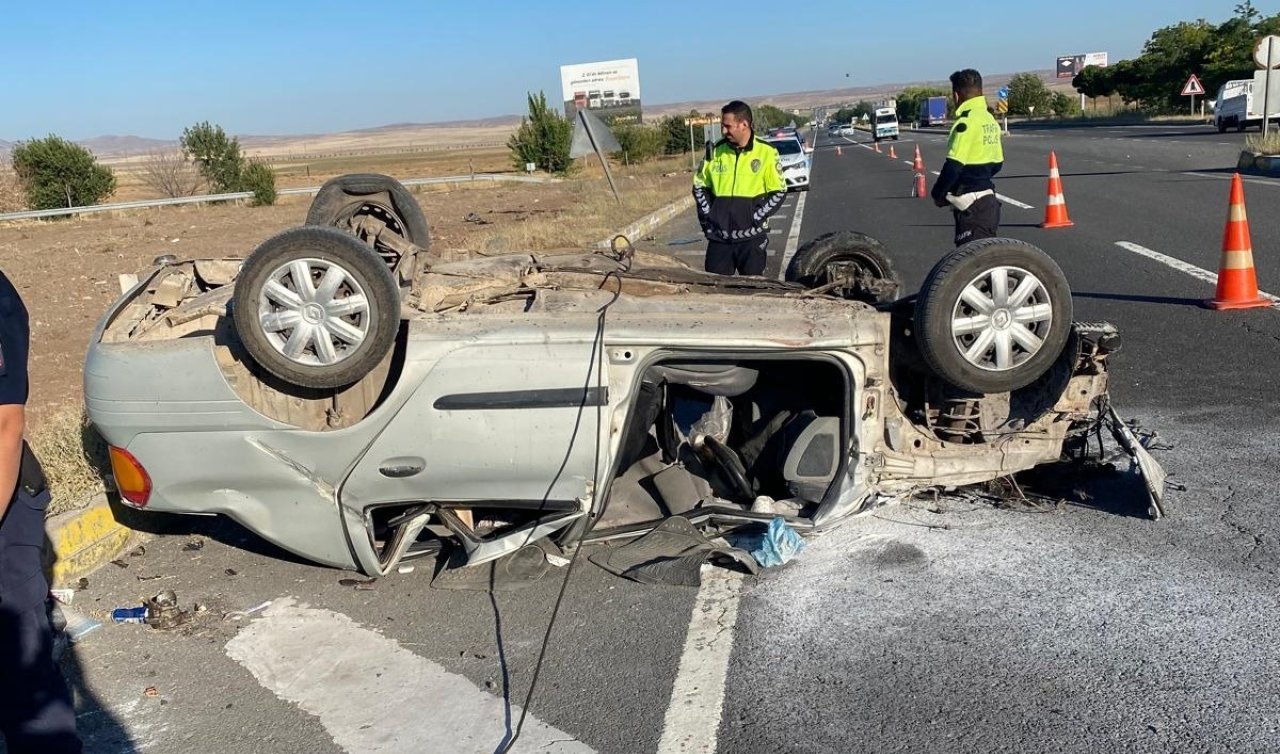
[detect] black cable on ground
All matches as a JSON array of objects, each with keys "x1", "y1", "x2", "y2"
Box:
[{"x1": 496, "y1": 247, "x2": 628, "y2": 754}]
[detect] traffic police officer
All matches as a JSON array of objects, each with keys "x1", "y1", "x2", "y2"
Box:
[
  {"x1": 0, "y1": 268, "x2": 82, "y2": 753},
  {"x1": 693, "y1": 100, "x2": 787, "y2": 275},
  {"x1": 931, "y1": 69, "x2": 1005, "y2": 246}
]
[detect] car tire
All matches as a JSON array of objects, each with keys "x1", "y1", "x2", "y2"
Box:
[
  {"x1": 305, "y1": 173, "x2": 430, "y2": 287},
  {"x1": 785, "y1": 231, "x2": 901, "y2": 305},
  {"x1": 233, "y1": 226, "x2": 401, "y2": 390},
  {"x1": 914, "y1": 238, "x2": 1072, "y2": 394}
]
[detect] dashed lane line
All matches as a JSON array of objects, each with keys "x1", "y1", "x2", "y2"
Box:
[{"x1": 1114, "y1": 241, "x2": 1280, "y2": 307}]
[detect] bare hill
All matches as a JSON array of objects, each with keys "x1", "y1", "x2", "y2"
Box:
[{"x1": 6, "y1": 70, "x2": 1066, "y2": 160}]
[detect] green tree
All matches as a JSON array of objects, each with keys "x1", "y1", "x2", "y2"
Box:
[
  {"x1": 178, "y1": 121, "x2": 276, "y2": 203},
  {"x1": 852, "y1": 100, "x2": 875, "y2": 121},
  {"x1": 10, "y1": 135, "x2": 116, "y2": 210},
  {"x1": 507, "y1": 91, "x2": 573, "y2": 175},
  {"x1": 658, "y1": 113, "x2": 703, "y2": 155},
  {"x1": 1072, "y1": 65, "x2": 1116, "y2": 110},
  {"x1": 1007, "y1": 73, "x2": 1052, "y2": 116},
  {"x1": 753, "y1": 104, "x2": 809, "y2": 132},
  {"x1": 829, "y1": 107, "x2": 857, "y2": 125},
  {"x1": 180, "y1": 121, "x2": 244, "y2": 192}
]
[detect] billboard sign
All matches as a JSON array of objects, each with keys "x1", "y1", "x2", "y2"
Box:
[
  {"x1": 560, "y1": 58, "x2": 642, "y2": 123},
  {"x1": 1057, "y1": 52, "x2": 1108, "y2": 79}
]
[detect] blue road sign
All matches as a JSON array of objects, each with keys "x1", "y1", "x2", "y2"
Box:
[{"x1": 997, "y1": 86, "x2": 1010, "y2": 100}]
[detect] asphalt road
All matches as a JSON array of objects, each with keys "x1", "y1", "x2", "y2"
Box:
[{"x1": 49, "y1": 121, "x2": 1280, "y2": 754}]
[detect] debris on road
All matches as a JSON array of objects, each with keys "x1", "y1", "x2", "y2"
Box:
[
  {"x1": 737, "y1": 517, "x2": 806, "y2": 568},
  {"x1": 182, "y1": 540, "x2": 205, "y2": 552},
  {"x1": 143, "y1": 686, "x2": 159, "y2": 698},
  {"x1": 338, "y1": 578, "x2": 378, "y2": 590},
  {"x1": 111, "y1": 606, "x2": 149, "y2": 624},
  {"x1": 590, "y1": 516, "x2": 759, "y2": 587},
  {"x1": 144, "y1": 590, "x2": 191, "y2": 630},
  {"x1": 223, "y1": 600, "x2": 272, "y2": 622}
]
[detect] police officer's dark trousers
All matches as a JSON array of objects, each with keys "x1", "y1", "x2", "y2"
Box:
[
  {"x1": 952, "y1": 194, "x2": 1001, "y2": 247},
  {"x1": 0, "y1": 487, "x2": 82, "y2": 754},
  {"x1": 705, "y1": 234, "x2": 768, "y2": 276}
]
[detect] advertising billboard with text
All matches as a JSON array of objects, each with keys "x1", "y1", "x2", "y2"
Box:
[
  {"x1": 1057, "y1": 52, "x2": 1109, "y2": 79},
  {"x1": 560, "y1": 58, "x2": 642, "y2": 123}
]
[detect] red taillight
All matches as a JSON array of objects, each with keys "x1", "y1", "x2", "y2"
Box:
[{"x1": 108, "y1": 446, "x2": 152, "y2": 507}]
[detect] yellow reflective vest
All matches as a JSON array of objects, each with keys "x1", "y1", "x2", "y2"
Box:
[
  {"x1": 693, "y1": 135, "x2": 786, "y2": 242},
  {"x1": 930, "y1": 95, "x2": 1003, "y2": 203}
]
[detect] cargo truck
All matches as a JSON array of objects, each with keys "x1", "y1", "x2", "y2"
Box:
[
  {"x1": 1213, "y1": 71, "x2": 1280, "y2": 132},
  {"x1": 918, "y1": 96, "x2": 949, "y2": 128}
]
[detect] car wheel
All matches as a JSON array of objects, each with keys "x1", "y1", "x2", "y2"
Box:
[
  {"x1": 305, "y1": 173, "x2": 430, "y2": 288},
  {"x1": 785, "y1": 231, "x2": 901, "y2": 305},
  {"x1": 914, "y1": 238, "x2": 1072, "y2": 394},
  {"x1": 233, "y1": 226, "x2": 401, "y2": 390}
]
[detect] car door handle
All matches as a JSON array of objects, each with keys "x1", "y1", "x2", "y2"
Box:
[{"x1": 379, "y1": 457, "x2": 426, "y2": 478}]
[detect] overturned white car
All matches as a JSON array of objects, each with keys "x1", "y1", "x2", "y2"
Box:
[{"x1": 84, "y1": 175, "x2": 1166, "y2": 577}]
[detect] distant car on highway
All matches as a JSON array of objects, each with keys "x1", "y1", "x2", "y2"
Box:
[{"x1": 764, "y1": 135, "x2": 810, "y2": 191}]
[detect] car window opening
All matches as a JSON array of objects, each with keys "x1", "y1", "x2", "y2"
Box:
[{"x1": 596, "y1": 357, "x2": 849, "y2": 532}]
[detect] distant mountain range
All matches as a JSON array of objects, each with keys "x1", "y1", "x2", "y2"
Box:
[{"x1": 1, "y1": 71, "x2": 1060, "y2": 159}]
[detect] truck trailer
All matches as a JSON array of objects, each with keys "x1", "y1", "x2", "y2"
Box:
[{"x1": 918, "y1": 96, "x2": 949, "y2": 128}]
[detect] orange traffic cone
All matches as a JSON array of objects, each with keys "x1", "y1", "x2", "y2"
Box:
[
  {"x1": 836, "y1": 144, "x2": 843, "y2": 156},
  {"x1": 1206, "y1": 173, "x2": 1271, "y2": 310},
  {"x1": 1040, "y1": 151, "x2": 1074, "y2": 228},
  {"x1": 874, "y1": 141, "x2": 881, "y2": 153},
  {"x1": 888, "y1": 144, "x2": 897, "y2": 159},
  {"x1": 911, "y1": 146, "x2": 927, "y2": 198}
]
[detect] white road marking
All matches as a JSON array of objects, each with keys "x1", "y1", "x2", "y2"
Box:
[
  {"x1": 657, "y1": 570, "x2": 745, "y2": 754},
  {"x1": 1185, "y1": 171, "x2": 1280, "y2": 188},
  {"x1": 1114, "y1": 241, "x2": 1280, "y2": 306},
  {"x1": 778, "y1": 191, "x2": 808, "y2": 280},
  {"x1": 927, "y1": 170, "x2": 1035, "y2": 209},
  {"x1": 226, "y1": 598, "x2": 594, "y2": 754}
]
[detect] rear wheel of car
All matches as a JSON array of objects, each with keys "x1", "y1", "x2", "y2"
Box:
[
  {"x1": 305, "y1": 174, "x2": 430, "y2": 288},
  {"x1": 914, "y1": 238, "x2": 1072, "y2": 394},
  {"x1": 233, "y1": 226, "x2": 401, "y2": 390},
  {"x1": 785, "y1": 231, "x2": 901, "y2": 305}
]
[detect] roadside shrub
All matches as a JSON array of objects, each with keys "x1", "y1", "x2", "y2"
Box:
[
  {"x1": 610, "y1": 123, "x2": 666, "y2": 163},
  {"x1": 240, "y1": 160, "x2": 278, "y2": 206},
  {"x1": 1245, "y1": 130, "x2": 1280, "y2": 155},
  {"x1": 10, "y1": 135, "x2": 116, "y2": 210},
  {"x1": 508, "y1": 91, "x2": 573, "y2": 175}
]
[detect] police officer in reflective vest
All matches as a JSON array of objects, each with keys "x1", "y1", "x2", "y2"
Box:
[
  {"x1": 0, "y1": 268, "x2": 82, "y2": 753},
  {"x1": 693, "y1": 100, "x2": 786, "y2": 275},
  {"x1": 931, "y1": 69, "x2": 1004, "y2": 246}
]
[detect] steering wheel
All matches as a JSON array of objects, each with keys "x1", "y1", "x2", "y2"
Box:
[{"x1": 701, "y1": 436, "x2": 756, "y2": 502}]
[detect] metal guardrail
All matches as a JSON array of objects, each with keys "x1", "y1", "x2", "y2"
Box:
[{"x1": 0, "y1": 173, "x2": 554, "y2": 223}]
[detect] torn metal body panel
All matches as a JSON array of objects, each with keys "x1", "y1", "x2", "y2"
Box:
[{"x1": 84, "y1": 243, "x2": 1166, "y2": 577}]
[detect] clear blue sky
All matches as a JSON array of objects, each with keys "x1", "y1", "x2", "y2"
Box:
[{"x1": 0, "y1": 0, "x2": 1264, "y2": 141}]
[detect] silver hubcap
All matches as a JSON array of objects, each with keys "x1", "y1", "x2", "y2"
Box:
[
  {"x1": 950, "y1": 266, "x2": 1053, "y2": 372},
  {"x1": 257, "y1": 257, "x2": 370, "y2": 366}
]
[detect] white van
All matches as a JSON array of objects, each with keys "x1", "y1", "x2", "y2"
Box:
[{"x1": 873, "y1": 107, "x2": 899, "y2": 141}]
